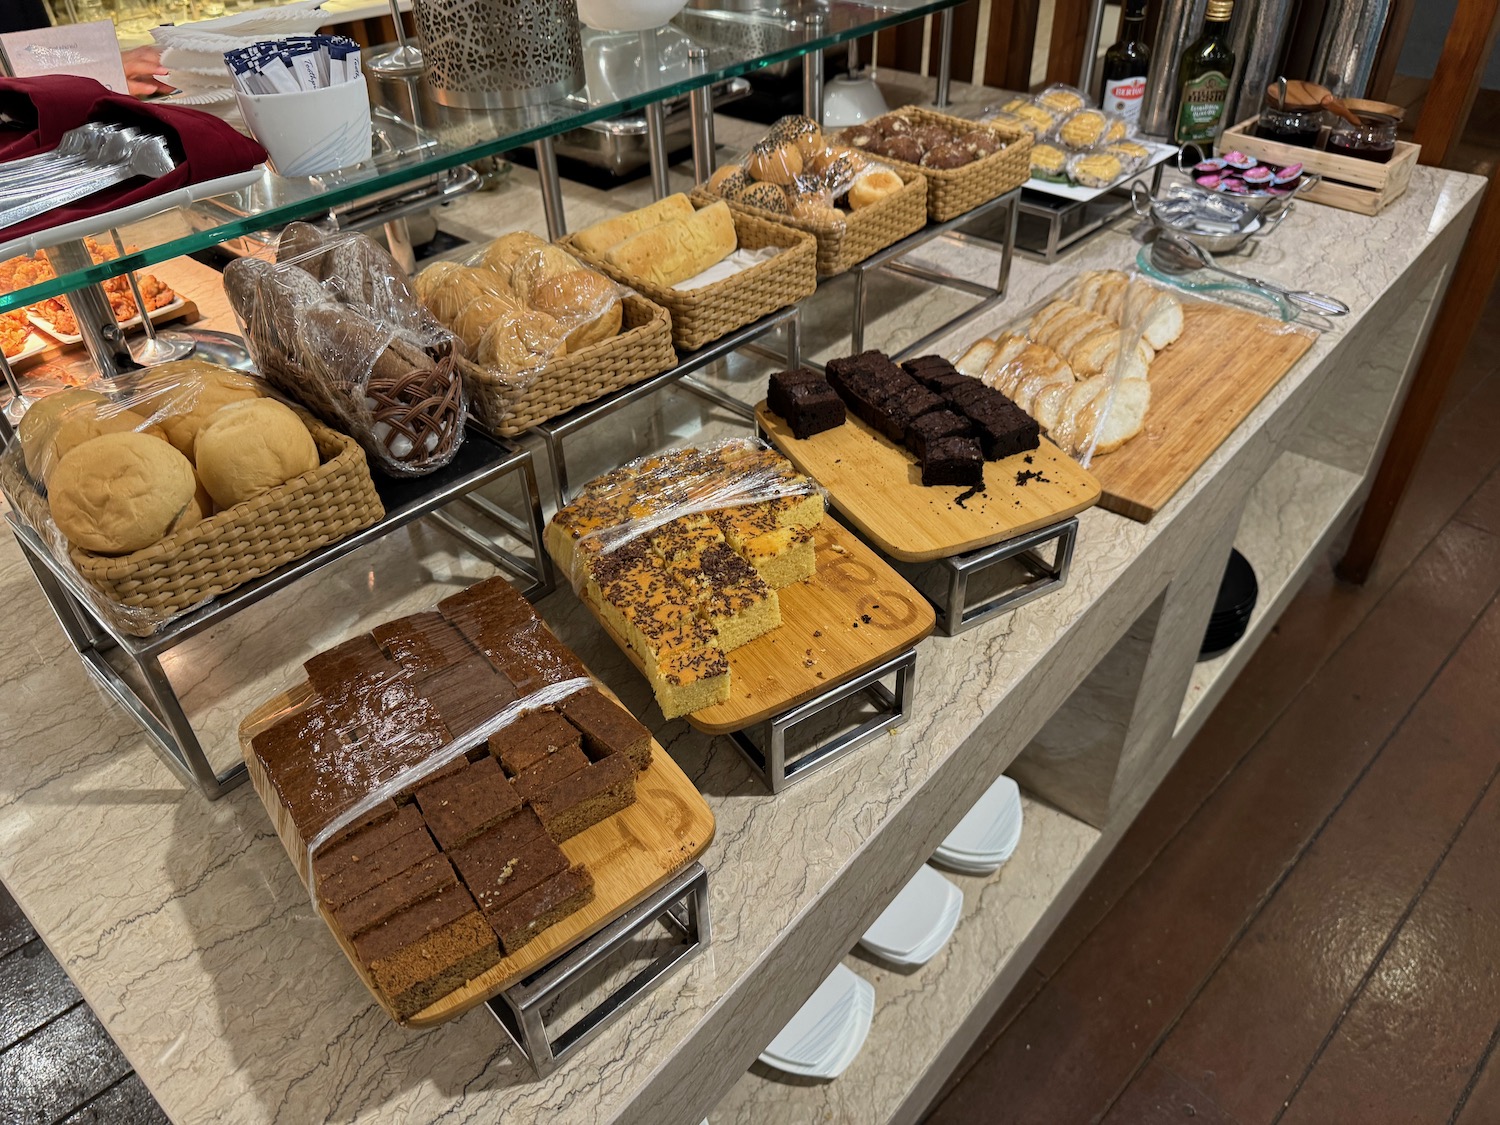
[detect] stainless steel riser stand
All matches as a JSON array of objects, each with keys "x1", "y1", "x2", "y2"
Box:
[
  {"x1": 1015, "y1": 163, "x2": 1166, "y2": 262},
  {"x1": 530, "y1": 306, "x2": 801, "y2": 510},
  {"x1": 45, "y1": 239, "x2": 134, "y2": 379},
  {"x1": 901, "y1": 517, "x2": 1079, "y2": 635},
  {"x1": 840, "y1": 187, "x2": 1021, "y2": 362},
  {"x1": 486, "y1": 861, "x2": 711, "y2": 1076},
  {"x1": 3, "y1": 432, "x2": 553, "y2": 799},
  {"x1": 535, "y1": 135, "x2": 568, "y2": 240},
  {"x1": 730, "y1": 648, "x2": 918, "y2": 793}
]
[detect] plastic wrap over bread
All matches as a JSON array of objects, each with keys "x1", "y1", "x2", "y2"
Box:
[
  {"x1": 0, "y1": 361, "x2": 377, "y2": 632},
  {"x1": 223, "y1": 223, "x2": 467, "y2": 476},
  {"x1": 546, "y1": 437, "x2": 828, "y2": 593},
  {"x1": 411, "y1": 231, "x2": 625, "y2": 432}
]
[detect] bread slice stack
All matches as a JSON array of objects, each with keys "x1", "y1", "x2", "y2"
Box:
[{"x1": 956, "y1": 271, "x2": 1183, "y2": 456}]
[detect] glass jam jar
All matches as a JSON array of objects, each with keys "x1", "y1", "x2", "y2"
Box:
[
  {"x1": 1327, "y1": 111, "x2": 1399, "y2": 163},
  {"x1": 1255, "y1": 99, "x2": 1323, "y2": 147}
]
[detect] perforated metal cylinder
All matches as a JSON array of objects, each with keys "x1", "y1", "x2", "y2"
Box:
[{"x1": 414, "y1": 0, "x2": 585, "y2": 109}]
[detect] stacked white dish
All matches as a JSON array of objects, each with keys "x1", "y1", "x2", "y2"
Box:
[
  {"x1": 932, "y1": 775, "x2": 1023, "y2": 875},
  {"x1": 758, "y1": 964, "x2": 874, "y2": 1080},
  {"x1": 857, "y1": 864, "x2": 963, "y2": 967}
]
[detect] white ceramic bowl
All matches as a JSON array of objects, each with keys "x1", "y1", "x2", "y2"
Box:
[
  {"x1": 822, "y1": 73, "x2": 889, "y2": 128},
  {"x1": 575, "y1": 0, "x2": 688, "y2": 33}
]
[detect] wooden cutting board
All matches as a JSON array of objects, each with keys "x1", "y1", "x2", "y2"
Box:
[
  {"x1": 757, "y1": 405, "x2": 1102, "y2": 562},
  {"x1": 239, "y1": 681, "x2": 714, "y2": 1028},
  {"x1": 578, "y1": 516, "x2": 936, "y2": 734},
  {"x1": 1086, "y1": 302, "x2": 1315, "y2": 521}
]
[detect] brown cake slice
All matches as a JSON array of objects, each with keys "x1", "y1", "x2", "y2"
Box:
[
  {"x1": 311, "y1": 803, "x2": 423, "y2": 883},
  {"x1": 449, "y1": 810, "x2": 569, "y2": 916},
  {"x1": 529, "y1": 753, "x2": 637, "y2": 843},
  {"x1": 511, "y1": 743, "x2": 590, "y2": 802},
  {"x1": 331, "y1": 855, "x2": 458, "y2": 939},
  {"x1": 303, "y1": 634, "x2": 392, "y2": 698},
  {"x1": 489, "y1": 865, "x2": 595, "y2": 955},
  {"x1": 667, "y1": 543, "x2": 781, "y2": 651},
  {"x1": 435, "y1": 575, "x2": 538, "y2": 636},
  {"x1": 317, "y1": 824, "x2": 439, "y2": 909},
  {"x1": 413, "y1": 756, "x2": 522, "y2": 849},
  {"x1": 371, "y1": 612, "x2": 473, "y2": 677},
  {"x1": 486, "y1": 625, "x2": 592, "y2": 696},
  {"x1": 560, "y1": 688, "x2": 653, "y2": 771},
  {"x1": 489, "y1": 711, "x2": 582, "y2": 776},
  {"x1": 413, "y1": 656, "x2": 520, "y2": 741},
  {"x1": 352, "y1": 884, "x2": 500, "y2": 1020}
]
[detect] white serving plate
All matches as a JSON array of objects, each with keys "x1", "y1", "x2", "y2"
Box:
[
  {"x1": 859, "y1": 864, "x2": 960, "y2": 961},
  {"x1": 28, "y1": 294, "x2": 186, "y2": 345},
  {"x1": 1024, "y1": 139, "x2": 1179, "y2": 202}
]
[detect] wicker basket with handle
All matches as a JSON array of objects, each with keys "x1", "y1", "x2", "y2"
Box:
[
  {"x1": 844, "y1": 107, "x2": 1032, "y2": 222},
  {"x1": 458, "y1": 293, "x2": 677, "y2": 436},
  {"x1": 0, "y1": 408, "x2": 384, "y2": 637},
  {"x1": 562, "y1": 208, "x2": 817, "y2": 351},
  {"x1": 695, "y1": 169, "x2": 927, "y2": 277}
]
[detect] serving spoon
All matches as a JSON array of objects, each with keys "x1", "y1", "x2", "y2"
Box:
[{"x1": 1149, "y1": 231, "x2": 1350, "y2": 316}]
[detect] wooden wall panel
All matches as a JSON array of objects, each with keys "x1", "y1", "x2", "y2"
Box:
[{"x1": 983, "y1": 0, "x2": 1043, "y2": 91}]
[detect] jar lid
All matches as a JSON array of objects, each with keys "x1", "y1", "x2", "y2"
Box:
[
  {"x1": 1265, "y1": 79, "x2": 1324, "y2": 110},
  {"x1": 1206, "y1": 0, "x2": 1233, "y2": 18}
]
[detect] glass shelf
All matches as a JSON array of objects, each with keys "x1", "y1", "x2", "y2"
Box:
[{"x1": 0, "y1": 0, "x2": 958, "y2": 315}]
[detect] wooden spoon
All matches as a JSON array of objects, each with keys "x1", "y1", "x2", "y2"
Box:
[
  {"x1": 1320, "y1": 93, "x2": 1364, "y2": 126},
  {"x1": 1268, "y1": 78, "x2": 1330, "y2": 109}
]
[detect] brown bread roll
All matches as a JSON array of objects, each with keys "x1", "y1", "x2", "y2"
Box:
[
  {"x1": 49, "y1": 431, "x2": 198, "y2": 555},
  {"x1": 745, "y1": 142, "x2": 803, "y2": 185},
  {"x1": 476, "y1": 307, "x2": 569, "y2": 375},
  {"x1": 194, "y1": 399, "x2": 320, "y2": 510},
  {"x1": 527, "y1": 270, "x2": 622, "y2": 352},
  {"x1": 508, "y1": 243, "x2": 586, "y2": 306}
]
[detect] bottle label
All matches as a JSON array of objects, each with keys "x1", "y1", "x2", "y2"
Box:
[
  {"x1": 1175, "y1": 71, "x2": 1229, "y2": 144},
  {"x1": 1106, "y1": 77, "x2": 1146, "y2": 124}
]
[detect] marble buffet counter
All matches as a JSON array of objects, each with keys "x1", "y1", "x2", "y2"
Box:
[{"x1": 0, "y1": 162, "x2": 1483, "y2": 1125}]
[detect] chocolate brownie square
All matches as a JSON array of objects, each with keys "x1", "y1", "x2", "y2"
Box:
[
  {"x1": 489, "y1": 710, "x2": 583, "y2": 775},
  {"x1": 561, "y1": 688, "x2": 652, "y2": 771},
  {"x1": 414, "y1": 756, "x2": 522, "y2": 849},
  {"x1": 781, "y1": 381, "x2": 846, "y2": 439},
  {"x1": 767, "y1": 367, "x2": 827, "y2": 417},
  {"x1": 312, "y1": 803, "x2": 424, "y2": 883},
  {"x1": 479, "y1": 623, "x2": 591, "y2": 696},
  {"x1": 943, "y1": 379, "x2": 993, "y2": 411},
  {"x1": 921, "y1": 370, "x2": 975, "y2": 395},
  {"x1": 920, "y1": 435, "x2": 984, "y2": 487},
  {"x1": 905, "y1": 410, "x2": 974, "y2": 461},
  {"x1": 317, "y1": 823, "x2": 439, "y2": 909},
  {"x1": 900, "y1": 354, "x2": 957, "y2": 380},
  {"x1": 372, "y1": 612, "x2": 473, "y2": 677},
  {"x1": 969, "y1": 405, "x2": 1041, "y2": 461},
  {"x1": 825, "y1": 350, "x2": 904, "y2": 396},
  {"x1": 876, "y1": 385, "x2": 945, "y2": 441},
  {"x1": 303, "y1": 634, "x2": 392, "y2": 697},
  {"x1": 414, "y1": 656, "x2": 519, "y2": 741}
]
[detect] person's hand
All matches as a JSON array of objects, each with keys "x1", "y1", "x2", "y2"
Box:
[{"x1": 121, "y1": 45, "x2": 174, "y2": 98}]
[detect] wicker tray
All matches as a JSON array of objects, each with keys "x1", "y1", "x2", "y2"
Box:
[
  {"x1": 696, "y1": 168, "x2": 928, "y2": 277},
  {"x1": 842, "y1": 107, "x2": 1032, "y2": 222},
  {"x1": 562, "y1": 209, "x2": 816, "y2": 352},
  {"x1": 460, "y1": 293, "x2": 676, "y2": 436},
  {"x1": 0, "y1": 410, "x2": 384, "y2": 637}
]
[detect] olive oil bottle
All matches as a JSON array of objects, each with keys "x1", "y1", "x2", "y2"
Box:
[
  {"x1": 1172, "y1": 0, "x2": 1235, "y2": 146},
  {"x1": 1100, "y1": 0, "x2": 1151, "y2": 125}
]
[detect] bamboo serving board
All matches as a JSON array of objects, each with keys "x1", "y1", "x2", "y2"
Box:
[
  {"x1": 757, "y1": 405, "x2": 1102, "y2": 562},
  {"x1": 239, "y1": 681, "x2": 715, "y2": 1028},
  {"x1": 1084, "y1": 301, "x2": 1315, "y2": 521},
  {"x1": 576, "y1": 516, "x2": 936, "y2": 734}
]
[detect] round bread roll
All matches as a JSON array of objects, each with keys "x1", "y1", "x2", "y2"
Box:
[
  {"x1": 847, "y1": 169, "x2": 904, "y2": 210},
  {"x1": 738, "y1": 181, "x2": 790, "y2": 213},
  {"x1": 134, "y1": 361, "x2": 265, "y2": 457},
  {"x1": 876, "y1": 135, "x2": 925, "y2": 165},
  {"x1": 922, "y1": 142, "x2": 973, "y2": 170},
  {"x1": 708, "y1": 164, "x2": 749, "y2": 197},
  {"x1": 959, "y1": 130, "x2": 1001, "y2": 158},
  {"x1": 477, "y1": 306, "x2": 569, "y2": 374},
  {"x1": 913, "y1": 125, "x2": 952, "y2": 152},
  {"x1": 479, "y1": 231, "x2": 549, "y2": 276},
  {"x1": 415, "y1": 262, "x2": 514, "y2": 324},
  {"x1": 49, "y1": 431, "x2": 198, "y2": 555},
  {"x1": 18, "y1": 388, "x2": 107, "y2": 482},
  {"x1": 790, "y1": 197, "x2": 842, "y2": 223},
  {"x1": 876, "y1": 114, "x2": 913, "y2": 136},
  {"x1": 194, "y1": 399, "x2": 319, "y2": 510},
  {"x1": 770, "y1": 115, "x2": 824, "y2": 160},
  {"x1": 50, "y1": 401, "x2": 164, "y2": 482},
  {"x1": 169, "y1": 474, "x2": 213, "y2": 535},
  {"x1": 528, "y1": 270, "x2": 623, "y2": 352},
  {"x1": 509, "y1": 244, "x2": 585, "y2": 306},
  {"x1": 745, "y1": 142, "x2": 803, "y2": 186}
]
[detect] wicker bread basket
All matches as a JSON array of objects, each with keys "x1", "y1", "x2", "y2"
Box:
[
  {"x1": 460, "y1": 293, "x2": 676, "y2": 436},
  {"x1": 850, "y1": 107, "x2": 1032, "y2": 221},
  {"x1": 695, "y1": 169, "x2": 927, "y2": 277},
  {"x1": 0, "y1": 409, "x2": 384, "y2": 637},
  {"x1": 563, "y1": 209, "x2": 817, "y2": 352}
]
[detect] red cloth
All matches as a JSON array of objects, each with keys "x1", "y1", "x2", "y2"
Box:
[{"x1": 0, "y1": 76, "x2": 267, "y2": 244}]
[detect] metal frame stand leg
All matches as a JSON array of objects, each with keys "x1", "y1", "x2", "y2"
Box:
[
  {"x1": 730, "y1": 648, "x2": 918, "y2": 793},
  {"x1": 486, "y1": 862, "x2": 711, "y2": 1076},
  {"x1": 934, "y1": 7, "x2": 953, "y2": 109},
  {"x1": 534, "y1": 136, "x2": 568, "y2": 240},
  {"x1": 914, "y1": 517, "x2": 1078, "y2": 635},
  {"x1": 44, "y1": 240, "x2": 134, "y2": 379},
  {"x1": 383, "y1": 216, "x2": 417, "y2": 276},
  {"x1": 641, "y1": 29, "x2": 672, "y2": 200},
  {"x1": 688, "y1": 46, "x2": 716, "y2": 186}
]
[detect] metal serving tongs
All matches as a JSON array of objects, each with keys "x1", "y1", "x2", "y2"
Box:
[
  {"x1": 1149, "y1": 231, "x2": 1350, "y2": 316},
  {"x1": 0, "y1": 132, "x2": 175, "y2": 230}
]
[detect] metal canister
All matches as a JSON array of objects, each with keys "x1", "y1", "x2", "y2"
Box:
[
  {"x1": 1310, "y1": 0, "x2": 1394, "y2": 98},
  {"x1": 414, "y1": 0, "x2": 585, "y2": 109},
  {"x1": 1229, "y1": 0, "x2": 1297, "y2": 124}
]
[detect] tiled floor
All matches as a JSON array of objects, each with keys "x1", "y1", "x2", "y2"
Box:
[{"x1": 921, "y1": 291, "x2": 1500, "y2": 1121}]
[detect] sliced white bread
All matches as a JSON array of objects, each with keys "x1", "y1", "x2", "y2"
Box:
[
  {"x1": 957, "y1": 338, "x2": 998, "y2": 378},
  {"x1": 1012, "y1": 368, "x2": 1074, "y2": 415},
  {"x1": 1125, "y1": 281, "x2": 1184, "y2": 351},
  {"x1": 1026, "y1": 299, "x2": 1078, "y2": 342},
  {"x1": 1032, "y1": 379, "x2": 1074, "y2": 432},
  {"x1": 1071, "y1": 327, "x2": 1153, "y2": 379},
  {"x1": 1076, "y1": 377, "x2": 1151, "y2": 454}
]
